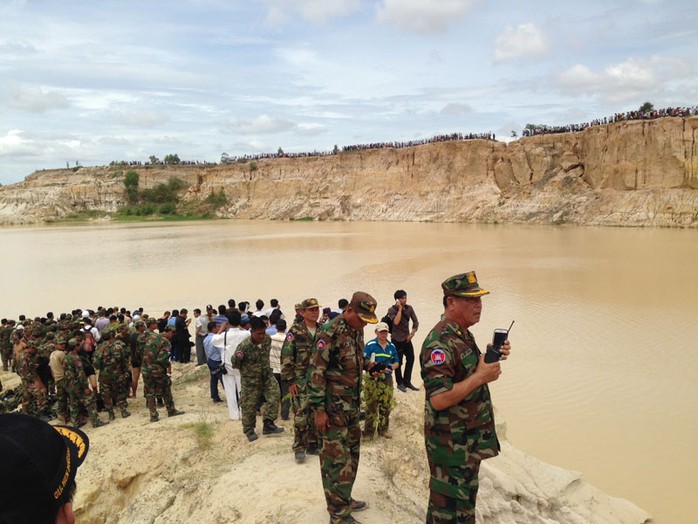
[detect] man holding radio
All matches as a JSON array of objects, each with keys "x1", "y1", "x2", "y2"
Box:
[{"x1": 420, "y1": 271, "x2": 511, "y2": 524}]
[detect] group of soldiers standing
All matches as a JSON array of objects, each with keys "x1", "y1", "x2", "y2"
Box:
[{"x1": 0, "y1": 312, "x2": 183, "y2": 426}]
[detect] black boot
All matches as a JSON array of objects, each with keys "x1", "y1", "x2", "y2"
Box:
[{"x1": 262, "y1": 420, "x2": 284, "y2": 436}]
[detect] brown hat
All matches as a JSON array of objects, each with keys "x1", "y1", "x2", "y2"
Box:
[
  {"x1": 349, "y1": 291, "x2": 378, "y2": 324},
  {"x1": 442, "y1": 271, "x2": 490, "y2": 298},
  {"x1": 301, "y1": 298, "x2": 320, "y2": 310}
]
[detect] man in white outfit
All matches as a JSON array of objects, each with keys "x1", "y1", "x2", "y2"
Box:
[{"x1": 212, "y1": 310, "x2": 249, "y2": 420}]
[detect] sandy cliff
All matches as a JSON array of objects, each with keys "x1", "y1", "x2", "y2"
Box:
[{"x1": 1, "y1": 116, "x2": 696, "y2": 226}]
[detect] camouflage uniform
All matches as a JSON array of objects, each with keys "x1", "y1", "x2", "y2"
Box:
[
  {"x1": 0, "y1": 323, "x2": 13, "y2": 371},
  {"x1": 232, "y1": 334, "x2": 280, "y2": 435},
  {"x1": 17, "y1": 346, "x2": 48, "y2": 417},
  {"x1": 281, "y1": 312, "x2": 319, "y2": 454},
  {"x1": 307, "y1": 314, "x2": 367, "y2": 523},
  {"x1": 94, "y1": 333, "x2": 131, "y2": 419},
  {"x1": 64, "y1": 348, "x2": 104, "y2": 427},
  {"x1": 420, "y1": 272, "x2": 499, "y2": 524},
  {"x1": 141, "y1": 329, "x2": 182, "y2": 421}
]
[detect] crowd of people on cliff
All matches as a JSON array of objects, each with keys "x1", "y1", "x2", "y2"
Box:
[{"x1": 522, "y1": 105, "x2": 698, "y2": 137}]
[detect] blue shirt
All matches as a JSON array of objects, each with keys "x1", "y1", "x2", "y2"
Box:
[
  {"x1": 364, "y1": 337, "x2": 399, "y2": 366},
  {"x1": 204, "y1": 333, "x2": 220, "y2": 361}
]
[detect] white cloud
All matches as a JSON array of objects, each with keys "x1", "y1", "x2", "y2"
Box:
[
  {"x1": 555, "y1": 55, "x2": 692, "y2": 103},
  {"x1": 229, "y1": 114, "x2": 295, "y2": 134},
  {"x1": 440, "y1": 102, "x2": 473, "y2": 116},
  {"x1": 114, "y1": 110, "x2": 170, "y2": 127},
  {"x1": 297, "y1": 122, "x2": 326, "y2": 135},
  {"x1": 376, "y1": 0, "x2": 480, "y2": 35},
  {"x1": 0, "y1": 129, "x2": 34, "y2": 156},
  {"x1": 494, "y1": 23, "x2": 549, "y2": 63},
  {"x1": 4, "y1": 85, "x2": 69, "y2": 113},
  {"x1": 263, "y1": 0, "x2": 360, "y2": 25}
]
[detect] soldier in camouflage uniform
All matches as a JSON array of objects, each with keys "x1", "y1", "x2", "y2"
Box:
[
  {"x1": 64, "y1": 338, "x2": 107, "y2": 428},
  {"x1": 420, "y1": 272, "x2": 511, "y2": 524},
  {"x1": 281, "y1": 297, "x2": 320, "y2": 463},
  {"x1": 232, "y1": 316, "x2": 284, "y2": 441},
  {"x1": 141, "y1": 326, "x2": 184, "y2": 422},
  {"x1": 93, "y1": 327, "x2": 131, "y2": 420},
  {"x1": 17, "y1": 339, "x2": 48, "y2": 418},
  {"x1": 307, "y1": 291, "x2": 379, "y2": 524},
  {"x1": 0, "y1": 319, "x2": 13, "y2": 371}
]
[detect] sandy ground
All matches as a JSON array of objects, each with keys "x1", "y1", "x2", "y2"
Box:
[{"x1": 1, "y1": 364, "x2": 651, "y2": 524}]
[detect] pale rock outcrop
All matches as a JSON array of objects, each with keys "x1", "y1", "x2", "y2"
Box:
[{"x1": 1, "y1": 116, "x2": 696, "y2": 227}]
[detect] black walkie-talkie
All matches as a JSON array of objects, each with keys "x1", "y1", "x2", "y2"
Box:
[{"x1": 485, "y1": 320, "x2": 514, "y2": 363}]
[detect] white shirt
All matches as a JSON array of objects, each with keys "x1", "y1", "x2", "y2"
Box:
[{"x1": 212, "y1": 328, "x2": 250, "y2": 373}]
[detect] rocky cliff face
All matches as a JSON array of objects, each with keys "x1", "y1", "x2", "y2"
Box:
[{"x1": 1, "y1": 116, "x2": 697, "y2": 226}]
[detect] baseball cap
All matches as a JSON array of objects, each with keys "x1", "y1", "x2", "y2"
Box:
[
  {"x1": 301, "y1": 298, "x2": 320, "y2": 310},
  {"x1": 441, "y1": 271, "x2": 490, "y2": 298},
  {"x1": 0, "y1": 413, "x2": 89, "y2": 522},
  {"x1": 349, "y1": 291, "x2": 378, "y2": 324},
  {"x1": 375, "y1": 322, "x2": 390, "y2": 332}
]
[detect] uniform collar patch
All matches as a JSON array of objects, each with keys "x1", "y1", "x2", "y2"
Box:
[{"x1": 430, "y1": 349, "x2": 446, "y2": 365}]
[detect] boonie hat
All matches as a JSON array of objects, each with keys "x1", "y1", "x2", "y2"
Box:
[
  {"x1": 0, "y1": 413, "x2": 89, "y2": 521},
  {"x1": 349, "y1": 291, "x2": 378, "y2": 324},
  {"x1": 301, "y1": 298, "x2": 320, "y2": 310},
  {"x1": 442, "y1": 271, "x2": 490, "y2": 298},
  {"x1": 375, "y1": 321, "x2": 390, "y2": 333}
]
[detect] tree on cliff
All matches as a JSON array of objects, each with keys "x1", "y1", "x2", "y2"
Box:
[
  {"x1": 164, "y1": 154, "x2": 181, "y2": 165},
  {"x1": 124, "y1": 171, "x2": 139, "y2": 204},
  {"x1": 639, "y1": 101, "x2": 654, "y2": 113}
]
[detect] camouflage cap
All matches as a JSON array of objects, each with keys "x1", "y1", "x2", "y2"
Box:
[
  {"x1": 67, "y1": 338, "x2": 78, "y2": 348},
  {"x1": 441, "y1": 271, "x2": 490, "y2": 298},
  {"x1": 162, "y1": 325, "x2": 176, "y2": 333},
  {"x1": 294, "y1": 303, "x2": 302, "y2": 311},
  {"x1": 134, "y1": 319, "x2": 146, "y2": 329},
  {"x1": 349, "y1": 291, "x2": 378, "y2": 324},
  {"x1": 301, "y1": 298, "x2": 320, "y2": 310},
  {"x1": 54, "y1": 336, "x2": 67, "y2": 345}
]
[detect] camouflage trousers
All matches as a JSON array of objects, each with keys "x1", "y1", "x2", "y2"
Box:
[
  {"x1": 99, "y1": 376, "x2": 128, "y2": 412},
  {"x1": 67, "y1": 385, "x2": 100, "y2": 426},
  {"x1": 319, "y1": 408, "x2": 361, "y2": 521},
  {"x1": 291, "y1": 385, "x2": 318, "y2": 453},
  {"x1": 426, "y1": 461, "x2": 481, "y2": 524},
  {"x1": 362, "y1": 374, "x2": 393, "y2": 438},
  {"x1": 54, "y1": 379, "x2": 69, "y2": 422},
  {"x1": 143, "y1": 374, "x2": 174, "y2": 414},
  {"x1": 21, "y1": 382, "x2": 48, "y2": 416},
  {"x1": 240, "y1": 373, "x2": 279, "y2": 434},
  {"x1": 1, "y1": 345, "x2": 12, "y2": 371}
]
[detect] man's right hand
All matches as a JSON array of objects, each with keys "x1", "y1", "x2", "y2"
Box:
[
  {"x1": 315, "y1": 410, "x2": 330, "y2": 433},
  {"x1": 288, "y1": 382, "x2": 299, "y2": 396}
]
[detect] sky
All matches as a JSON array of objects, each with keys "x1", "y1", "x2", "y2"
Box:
[{"x1": 1, "y1": 0, "x2": 696, "y2": 185}]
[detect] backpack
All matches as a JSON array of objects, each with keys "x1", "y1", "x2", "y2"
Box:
[
  {"x1": 380, "y1": 313, "x2": 394, "y2": 334},
  {"x1": 82, "y1": 328, "x2": 96, "y2": 353}
]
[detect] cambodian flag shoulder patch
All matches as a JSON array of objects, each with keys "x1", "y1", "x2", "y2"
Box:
[
  {"x1": 316, "y1": 339, "x2": 326, "y2": 351},
  {"x1": 286, "y1": 332, "x2": 294, "y2": 341},
  {"x1": 430, "y1": 348, "x2": 446, "y2": 365}
]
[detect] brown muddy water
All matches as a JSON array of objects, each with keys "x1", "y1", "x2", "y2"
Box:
[{"x1": 1, "y1": 220, "x2": 696, "y2": 523}]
